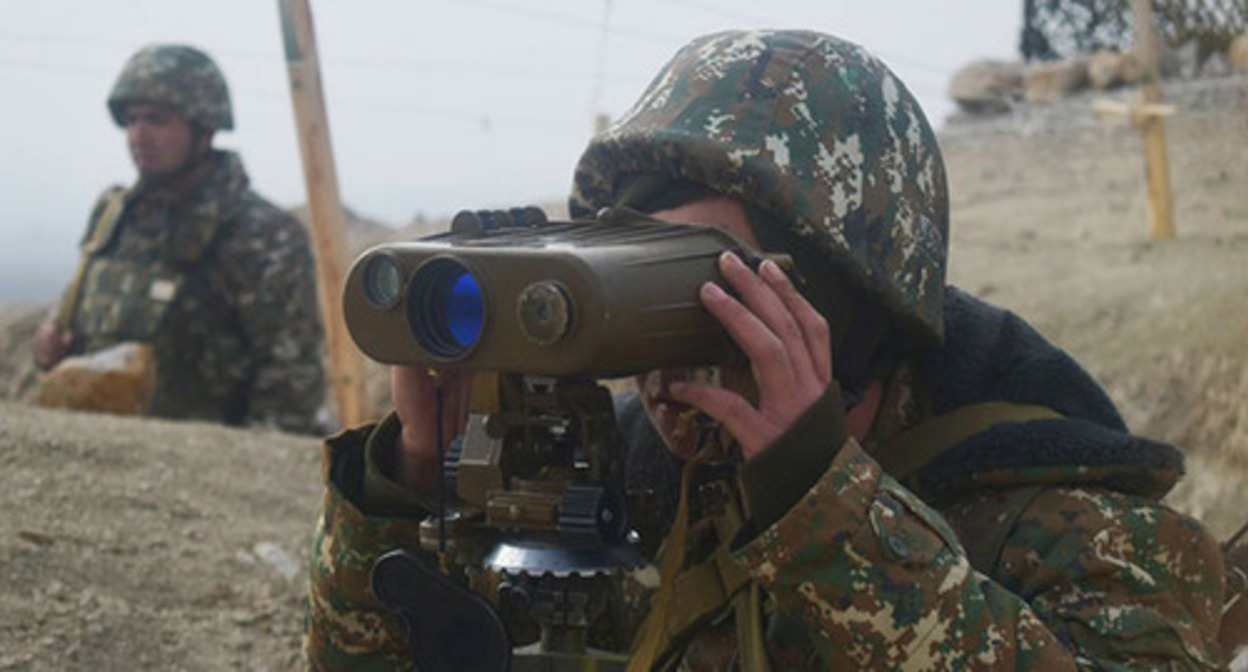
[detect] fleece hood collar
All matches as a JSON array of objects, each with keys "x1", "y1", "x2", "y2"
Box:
[{"x1": 905, "y1": 288, "x2": 1183, "y2": 501}]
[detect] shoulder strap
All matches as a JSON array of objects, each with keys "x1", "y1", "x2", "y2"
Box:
[
  {"x1": 56, "y1": 188, "x2": 130, "y2": 329},
  {"x1": 873, "y1": 401, "x2": 1063, "y2": 482},
  {"x1": 873, "y1": 402, "x2": 1061, "y2": 575},
  {"x1": 629, "y1": 449, "x2": 765, "y2": 671}
]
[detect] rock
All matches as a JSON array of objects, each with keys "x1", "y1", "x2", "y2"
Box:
[
  {"x1": 225, "y1": 628, "x2": 253, "y2": 652},
  {"x1": 35, "y1": 342, "x2": 155, "y2": 416},
  {"x1": 947, "y1": 59, "x2": 1025, "y2": 114},
  {"x1": 0, "y1": 653, "x2": 36, "y2": 669},
  {"x1": 1230, "y1": 34, "x2": 1248, "y2": 72},
  {"x1": 1025, "y1": 57, "x2": 1089, "y2": 105},
  {"x1": 17, "y1": 529, "x2": 54, "y2": 546},
  {"x1": 1087, "y1": 50, "x2": 1140, "y2": 90},
  {"x1": 252, "y1": 542, "x2": 299, "y2": 581}
]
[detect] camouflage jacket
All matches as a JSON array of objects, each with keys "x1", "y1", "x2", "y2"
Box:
[
  {"x1": 65, "y1": 150, "x2": 325, "y2": 432},
  {"x1": 304, "y1": 289, "x2": 1226, "y2": 669}
]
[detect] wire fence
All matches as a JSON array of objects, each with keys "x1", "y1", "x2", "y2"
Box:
[{"x1": 1021, "y1": 0, "x2": 1248, "y2": 62}]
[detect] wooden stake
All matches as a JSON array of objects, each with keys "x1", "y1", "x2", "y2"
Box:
[
  {"x1": 278, "y1": 0, "x2": 370, "y2": 426},
  {"x1": 1130, "y1": 0, "x2": 1177, "y2": 240}
]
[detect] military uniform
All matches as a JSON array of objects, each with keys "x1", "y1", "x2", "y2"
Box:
[
  {"x1": 55, "y1": 44, "x2": 326, "y2": 432},
  {"x1": 65, "y1": 150, "x2": 325, "y2": 431},
  {"x1": 303, "y1": 31, "x2": 1226, "y2": 668}
]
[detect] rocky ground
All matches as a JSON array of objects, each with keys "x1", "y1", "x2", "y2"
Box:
[
  {"x1": 0, "y1": 408, "x2": 320, "y2": 670},
  {"x1": 1, "y1": 75, "x2": 1246, "y2": 670}
]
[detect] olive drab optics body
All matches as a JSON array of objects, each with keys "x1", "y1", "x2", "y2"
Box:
[
  {"x1": 107, "y1": 44, "x2": 234, "y2": 131},
  {"x1": 344, "y1": 207, "x2": 787, "y2": 377}
]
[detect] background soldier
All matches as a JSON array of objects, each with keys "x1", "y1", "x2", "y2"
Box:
[
  {"x1": 305, "y1": 30, "x2": 1225, "y2": 668},
  {"x1": 33, "y1": 44, "x2": 326, "y2": 433}
]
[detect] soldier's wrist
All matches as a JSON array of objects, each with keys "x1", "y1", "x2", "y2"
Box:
[
  {"x1": 739, "y1": 383, "x2": 847, "y2": 533},
  {"x1": 360, "y1": 413, "x2": 438, "y2": 515}
]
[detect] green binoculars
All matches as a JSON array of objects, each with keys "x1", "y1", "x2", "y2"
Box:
[{"x1": 343, "y1": 207, "x2": 783, "y2": 377}]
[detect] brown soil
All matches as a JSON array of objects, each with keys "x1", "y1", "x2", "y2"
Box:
[
  {"x1": 0, "y1": 407, "x2": 320, "y2": 670},
  {"x1": 1, "y1": 78, "x2": 1246, "y2": 670}
]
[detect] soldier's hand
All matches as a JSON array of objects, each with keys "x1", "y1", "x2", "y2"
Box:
[
  {"x1": 391, "y1": 366, "x2": 474, "y2": 494},
  {"x1": 669, "y1": 251, "x2": 832, "y2": 460},
  {"x1": 32, "y1": 321, "x2": 75, "y2": 370}
]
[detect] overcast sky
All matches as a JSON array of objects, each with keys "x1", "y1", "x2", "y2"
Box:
[{"x1": 0, "y1": 0, "x2": 1021, "y2": 302}]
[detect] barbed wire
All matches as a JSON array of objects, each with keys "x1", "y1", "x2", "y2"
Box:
[{"x1": 1021, "y1": 0, "x2": 1247, "y2": 62}]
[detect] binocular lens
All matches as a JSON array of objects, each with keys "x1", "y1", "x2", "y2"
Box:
[
  {"x1": 408, "y1": 258, "x2": 485, "y2": 359},
  {"x1": 362, "y1": 254, "x2": 402, "y2": 308},
  {"x1": 447, "y1": 273, "x2": 484, "y2": 346}
]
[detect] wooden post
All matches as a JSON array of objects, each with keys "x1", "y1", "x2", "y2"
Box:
[
  {"x1": 278, "y1": 0, "x2": 370, "y2": 426},
  {"x1": 1130, "y1": 0, "x2": 1176, "y2": 239}
]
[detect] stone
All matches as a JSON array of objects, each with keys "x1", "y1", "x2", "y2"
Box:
[
  {"x1": 1025, "y1": 57, "x2": 1090, "y2": 105},
  {"x1": 36, "y1": 342, "x2": 155, "y2": 416},
  {"x1": 1087, "y1": 50, "x2": 1140, "y2": 90},
  {"x1": 947, "y1": 59, "x2": 1025, "y2": 114}
]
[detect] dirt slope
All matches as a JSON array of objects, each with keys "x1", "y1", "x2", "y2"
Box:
[{"x1": 0, "y1": 405, "x2": 322, "y2": 670}]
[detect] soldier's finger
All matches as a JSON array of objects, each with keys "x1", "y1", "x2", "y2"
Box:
[
  {"x1": 699, "y1": 281, "x2": 792, "y2": 394},
  {"x1": 717, "y1": 252, "x2": 815, "y2": 380},
  {"x1": 759, "y1": 260, "x2": 832, "y2": 383},
  {"x1": 441, "y1": 371, "x2": 474, "y2": 433},
  {"x1": 669, "y1": 381, "x2": 774, "y2": 459}
]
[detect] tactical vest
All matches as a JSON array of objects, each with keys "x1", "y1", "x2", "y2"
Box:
[{"x1": 62, "y1": 186, "x2": 225, "y2": 354}]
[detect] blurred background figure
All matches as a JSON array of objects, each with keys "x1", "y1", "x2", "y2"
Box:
[{"x1": 32, "y1": 44, "x2": 325, "y2": 433}]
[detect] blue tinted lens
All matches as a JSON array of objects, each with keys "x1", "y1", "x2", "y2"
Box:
[{"x1": 446, "y1": 272, "x2": 484, "y2": 346}]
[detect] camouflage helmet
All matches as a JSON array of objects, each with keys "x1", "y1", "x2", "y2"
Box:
[
  {"x1": 107, "y1": 44, "x2": 234, "y2": 131},
  {"x1": 571, "y1": 30, "x2": 949, "y2": 344}
]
